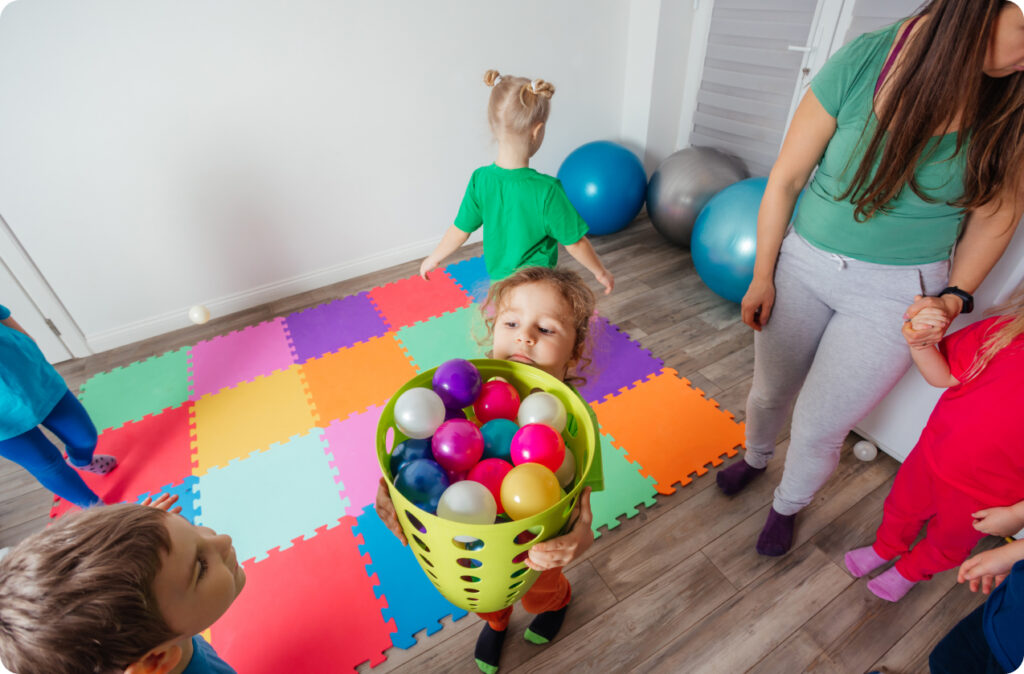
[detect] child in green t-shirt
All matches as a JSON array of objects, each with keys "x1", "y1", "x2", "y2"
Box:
[{"x1": 419, "y1": 70, "x2": 614, "y2": 294}]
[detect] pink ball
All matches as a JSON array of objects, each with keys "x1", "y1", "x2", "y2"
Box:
[
  {"x1": 473, "y1": 380, "x2": 520, "y2": 424},
  {"x1": 510, "y1": 423, "x2": 566, "y2": 473},
  {"x1": 467, "y1": 458, "x2": 514, "y2": 515},
  {"x1": 431, "y1": 419, "x2": 484, "y2": 473}
]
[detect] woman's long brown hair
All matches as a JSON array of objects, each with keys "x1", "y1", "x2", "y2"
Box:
[{"x1": 841, "y1": 0, "x2": 1024, "y2": 221}]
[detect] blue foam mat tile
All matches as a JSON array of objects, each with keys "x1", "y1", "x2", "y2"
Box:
[
  {"x1": 137, "y1": 475, "x2": 201, "y2": 524},
  {"x1": 354, "y1": 504, "x2": 468, "y2": 649},
  {"x1": 443, "y1": 256, "x2": 490, "y2": 304}
]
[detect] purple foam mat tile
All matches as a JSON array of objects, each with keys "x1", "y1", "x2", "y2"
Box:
[
  {"x1": 284, "y1": 292, "x2": 389, "y2": 363},
  {"x1": 575, "y1": 317, "x2": 665, "y2": 403}
]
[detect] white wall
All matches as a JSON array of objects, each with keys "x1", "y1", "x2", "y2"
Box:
[{"x1": 0, "y1": 0, "x2": 635, "y2": 351}]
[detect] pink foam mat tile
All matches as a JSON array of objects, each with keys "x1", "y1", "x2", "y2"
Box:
[
  {"x1": 188, "y1": 318, "x2": 295, "y2": 400},
  {"x1": 323, "y1": 405, "x2": 386, "y2": 517}
]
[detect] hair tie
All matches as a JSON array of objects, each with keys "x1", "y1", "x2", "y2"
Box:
[
  {"x1": 494, "y1": 75, "x2": 502, "y2": 85},
  {"x1": 531, "y1": 79, "x2": 540, "y2": 94}
]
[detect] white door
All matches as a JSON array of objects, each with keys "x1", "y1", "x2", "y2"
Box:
[{"x1": 0, "y1": 257, "x2": 72, "y2": 362}]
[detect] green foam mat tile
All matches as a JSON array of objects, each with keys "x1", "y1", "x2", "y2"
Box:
[
  {"x1": 79, "y1": 347, "x2": 191, "y2": 432},
  {"x1": 395, "y1": 306, "x2": 491, "y2": 372},
  {"x1": 590, "y1": 431, "x2": 658, "y2": 539}
]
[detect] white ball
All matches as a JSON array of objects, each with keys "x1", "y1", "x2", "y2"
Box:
[
  {"x1": 188, "y1": 305, "x2": 211, "y2": 325},
  {"x1": 853, "y1": 440, "x2": 878, "y2": 462},
  {"x1": 517, "y1": 391, "x2": 567, "y2": 433},
  {"x1": 394, "y1": 388, "x2": 446, "y2": 439},
  {"x1": 555, "y1": 448, "x2": 576, "y2": 488},
  {"x1": 437, "y1": 480, "x2": 497, "y2": 525}
]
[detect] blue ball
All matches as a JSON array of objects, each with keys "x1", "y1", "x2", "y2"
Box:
[
  {"x1": 389, "y1": 438, "x2": 434, "y2": 477},
  {"x1": 394, "y1": 458, "x2": 449, "y2": 514},
  {"x1": 557, "y1": 141, "x2": 647, "y2": 236},
  {"x1": 691, "y1": 177, "x2": 766, "y2": 303},
  {"x1": 480, "y1": 418, "x2": 518, "y2": 462}
]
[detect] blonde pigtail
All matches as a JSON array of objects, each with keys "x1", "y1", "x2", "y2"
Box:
[{"x1": 484, "y1": 69, "x2": 501, "y2": 87}]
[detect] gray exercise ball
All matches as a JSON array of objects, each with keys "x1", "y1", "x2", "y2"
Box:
[{"x1": 646, "y1": 147, "x2": 749, "y2": 247}]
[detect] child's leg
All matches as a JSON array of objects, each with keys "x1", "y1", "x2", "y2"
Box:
[
  {"x1": 0, "y1": 428, "x2": 102, "y2": 507},
  {"x1": 929, "y1": 603, "x2": 1005, "y2": 674},
  {"x1": 871, "y1": 448, "x2": 937, "y2": 563},
  {"x1": 473, "y1": 607, "x2": 513, "y2": 674},
  {"x1": 39, "y1": 390, "x2": 99, "y2": 467},
  {"x1": 520, "y1": 568, "x2": 571, "y2": 644}
]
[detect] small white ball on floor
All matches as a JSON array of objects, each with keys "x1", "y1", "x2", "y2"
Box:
[
  {"x1": 188, "y1": 305, "x2": 211, "y2": 325},
  {"x1": 853, "y1": 440, "x2": 878, "y2": 462}
]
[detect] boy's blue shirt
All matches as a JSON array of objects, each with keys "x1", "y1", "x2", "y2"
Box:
[{"x1": 182, "y1": 635, "x2": 235, "y2": 674}]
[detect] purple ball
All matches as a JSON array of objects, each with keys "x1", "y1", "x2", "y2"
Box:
[
  {"x1": 431, "y1": 419, "x2": 484, "y2": 473},
  {"x1": 444, "y1": 406, "x2": 467, "y2": 421},
  {"x1": 432, "y1": 359, "x2": 482, "y2": 410}
]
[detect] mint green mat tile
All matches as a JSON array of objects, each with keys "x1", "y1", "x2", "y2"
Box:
[
  {"x1": 590, "y1": 431, "x2": 658, "y2": 539},
  {"x1": 395, "y1": 306, "x2": 490, "y2": 372},
  {"x1": 79, "y1": 347, "x2": 191, "y2": 431}
]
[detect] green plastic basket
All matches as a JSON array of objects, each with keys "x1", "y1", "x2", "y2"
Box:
[{"x1": 376, "y1": 359, "x2": 597, "y2": 613}]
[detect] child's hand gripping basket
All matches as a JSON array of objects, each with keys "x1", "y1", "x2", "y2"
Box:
[{"x1": 376, "y1": 359, "x2": 596, "y2": 613}]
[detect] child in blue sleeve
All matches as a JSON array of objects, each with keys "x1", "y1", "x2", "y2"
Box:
[
  {"x1": 0, "y1": 303, "x2": 116, "y2": 507},
  {"x1": 0, "y1": 495, "x2": 242, "y2": 674}
]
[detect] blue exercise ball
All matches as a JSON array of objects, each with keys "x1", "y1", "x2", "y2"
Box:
[
  {"x1": 691, "y1": 177, "x2": 766, "y2": 303},
  {"x1": 557, "y1": 141, "x2": 647, "y2": 236}
]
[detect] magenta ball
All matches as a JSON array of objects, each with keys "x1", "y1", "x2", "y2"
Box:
[
  {"x1": 432, "y1": 359, "x2": 483, "y2": 410},
  {"x1": 467, "y1": 458, "x2": 514, "y2": 515},
  {"x1": 510, "y1": 423, "x2": 566, "y2": 473},
  {"x1": 431, "y1": 419, "x2": 484, "y2": 472},
  {"x1": 473, "y1": 380, "x2": 520, "y2": 424}
]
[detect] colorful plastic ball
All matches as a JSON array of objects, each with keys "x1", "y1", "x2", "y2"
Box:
[
  {"x1": 473, "y1": 380, "x2": 520, "y2": 424},
  {"x1": 431, "y1": 419, "x2": 484, "y2": 473},
  {"x1": 394, "y1": 458, "x2": 449, "y2": 514},
  {"x1": 445, "y1": 468, "x2": 467, "y2": 484},
  {"x1": 555, "y1": 448, "x2": 576, "y2": 488},
  {"x1": 188, "y1": 304, "x2": 211, "y2": 325},
  {"x1": 853, "y1": 440, "x2": 878, "y2": 461},
  {"x1": 394, "y1": 388, "x2": 446, "y2": 440},
  {"x1": 510, "y1": 424, "x2": 565, "y2": 473},
  {"x1": 437, "y1": 480, "x2": 497, "y2": 525},
  {"x1": 500, "y1": 463, "x2": 561, "y2": 520},
  {"x1": 517, "y1": 391, "x2": 567, "y2": 433},
  {"x1": 432, "y1": 359, "x2": 483, "y2": 410},
  {"x1": 480, "y1": 418, "x2": 518, "y2": 462},
  {"x1": 467, "y1": 458, "x2": 514, "y2": 515},
  {"x1": 445, "y1": 406, "x2": 467, "y2": 421},
  {"x1": 557, "y1": 141, "x2": 647, "y2": 236},
  {"x1": 389, "y1": 438, "x2": 433, "y2": 477}
]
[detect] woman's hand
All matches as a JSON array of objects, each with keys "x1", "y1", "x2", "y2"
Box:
[
  {"x1": 741, "y1": 278, "x2": 776, "y2": 331},
  {"x1": 375, "y1": 477, "x2": 407, "y2": 545},
  {"x1": 902, "y1": 294, "x2": 959, "y2": 347},
  {"x1": 525, "y1": 488, "x2": 593, "y2": 571},
  {"x1": 958, "y1": 544, "x2": 1020, "y2": 594}
]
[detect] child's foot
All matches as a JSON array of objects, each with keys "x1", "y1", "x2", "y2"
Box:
[
  {"x1": 74, "y1": 454, "x2": 117, "y2": 475},
  {"x1": 844, "y1": 545, "x2": 889, "y2": 578},
  {"x1": 474, "y1": 624, "x2": 507, "y2": 674},
  {"x1": 716, "y1": 460, "x2": 765, "y2": 496},
  {"x1": 867, "y1": 566, "x2": 916, "y2": 602},
  {"x1": 756, "y1": 507, "x2": 796, "y2": 556},
  {"x1": 524, "y1": 604, "x2": 568, "y2": 645}
]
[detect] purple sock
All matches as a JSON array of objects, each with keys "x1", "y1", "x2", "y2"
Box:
[
  {"x1": 756, "y1": 507, "x2": 796, "y2": 556},
  {"x1": 716, "y1": 459, "x2": 765, "y2": 496},
  {"x1": 844, "y1": 545, "x2": 889, "y2": 578},
  {"x1": 867, "y1": 566, "x2": 916, "y2": 602}
]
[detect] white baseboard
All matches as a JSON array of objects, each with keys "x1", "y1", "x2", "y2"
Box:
[{"x1": 84, "y1": 232, "x2": 480, "y2": 353}]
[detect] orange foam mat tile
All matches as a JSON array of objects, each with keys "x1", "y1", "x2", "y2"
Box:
[
  {"x1": 192, "y1": 366, "x2": 318, "y2": 476},
  {"x1": 592, "y1": 368, "x2": 745, "y2": 495},
  {"x1": 301, "y1": 333, "x2": 418, "y2": 425}
]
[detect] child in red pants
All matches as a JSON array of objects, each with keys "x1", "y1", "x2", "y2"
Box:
[{"x1": 845, "y1": 283, "x2": 1024, "y2": 601}]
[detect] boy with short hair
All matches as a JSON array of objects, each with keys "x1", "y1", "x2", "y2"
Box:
[{"x1": 0, "y1": 497, "x2": 242, "y2": 674}]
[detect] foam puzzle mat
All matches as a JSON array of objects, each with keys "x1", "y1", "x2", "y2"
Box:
[{"x1": 52, "y1": 258, "x2": 745, "y2": 671}]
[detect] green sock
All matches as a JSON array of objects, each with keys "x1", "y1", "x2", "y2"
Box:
[
  {"x1": 523, "y1": 604, "x2": 568, "y2": 645},
  {"x1": 474, "y1": 624, "x2": 506, "y2": 674}
]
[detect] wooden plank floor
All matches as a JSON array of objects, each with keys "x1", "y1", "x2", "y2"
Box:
[{"x1": 0, "y1": 219, "x2": 989, "y2": 673}]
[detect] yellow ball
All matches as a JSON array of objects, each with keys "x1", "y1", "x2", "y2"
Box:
[{"x1": 500, "y1": 463, "x2": 561, "y2": 520}]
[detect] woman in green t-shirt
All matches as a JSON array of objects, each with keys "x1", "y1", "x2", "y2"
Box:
[{"x1": 716, "y1": 0, "x2": 1024, "y2": 557}]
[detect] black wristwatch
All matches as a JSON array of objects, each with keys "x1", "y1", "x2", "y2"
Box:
[{"x1": 938, "y1": 286, "x2": 974, "y2": 314}]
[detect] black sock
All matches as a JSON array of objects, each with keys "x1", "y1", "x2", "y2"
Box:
[
  {"x1": 474, "y1": 624, "x2": 506, "y2": 674},
  {"x1": 524, "y1": 604, "x2": 568, "y2": 645}
]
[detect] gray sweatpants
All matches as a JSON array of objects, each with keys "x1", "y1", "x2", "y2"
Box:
[{"x1": 744, "y1": 231, "x2": 949, "y2": 515}]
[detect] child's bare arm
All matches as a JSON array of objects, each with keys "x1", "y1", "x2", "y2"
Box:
[
  {"x1": 902, "y1": 323, "x2": 960, "y2": 388},
  {"x1": 564, "y1": 238, "x2": 613, "y2": 295},
  {"x1": 1, "y1": 316, "x2": 32, "y2": 339},
  {"x1": 525, "y1": 487, "x2": 593, "y2": 571},
  {"x1": 376, "y1": 477, "x2": 407, "y2": 545},
  {"x1": 973, "y1": 500, "x2": 1024, "y2": 538},
  {"x1": 420, "y1": 226, "x2": 471, "y2": 280},
  {"x1": 958, "y1": 539, "x2": 1024, "y2": 594}
]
